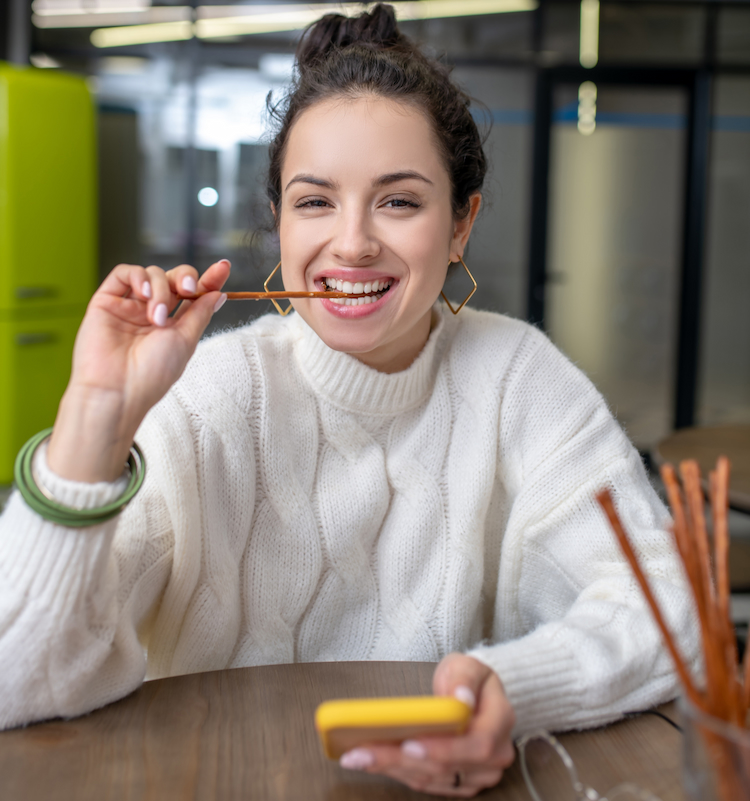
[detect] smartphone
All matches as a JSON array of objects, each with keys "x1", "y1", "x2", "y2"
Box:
[{"x1": 315, "y1": 695, "x2": 472, "y2": 759}]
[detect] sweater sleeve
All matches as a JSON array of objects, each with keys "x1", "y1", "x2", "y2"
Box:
[
  {"x1": 467, "y1": 328, "x2": 700, "y2": 735},
  {"x1": 0, "y1": 437, "x2": 175, "y2": 731}
]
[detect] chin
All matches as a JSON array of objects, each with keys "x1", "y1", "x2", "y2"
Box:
[{"x1": 317, "y1": 329, "x2": 383, "y2": 357}]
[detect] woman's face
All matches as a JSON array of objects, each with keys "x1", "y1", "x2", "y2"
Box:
[{"x1": 277, "y1": 95, "x2": 480, "y2": 373}]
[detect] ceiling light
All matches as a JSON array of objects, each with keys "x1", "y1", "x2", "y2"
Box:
[
  {"x1": 100, "y1": 56, "x2": 148, "y2": 73},
  {"x1": 579, "y1": 0, "x2": 599, "y2": 69},
  {"x1": 91, "y1": 19, "x2": 192, "y2": 47},
  {"x1": 33, "y1": 0, "x2": 149, "y2": 12},
  {"x1": 30, "y1": 53, "x2": 61, "y2": 68},
  {"x1": 577, "y1": 80, "x2": 597, "y2": 135},
  {"x1": 198, "y1": 187, "x2": 219, "y2": 207},
  {"x1": 196, "y1": 1, "x2": 537, "y2": 39},
  {"x1": 34, "y1": 5, "x2": 189, "y2": 28},
  {"x1": 91, "y1": 0, "x2": 538, "y2": 48}
]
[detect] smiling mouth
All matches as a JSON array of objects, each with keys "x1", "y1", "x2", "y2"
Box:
[{"x1": 323, "y1": 277, "x2": 394, "y2": 306}]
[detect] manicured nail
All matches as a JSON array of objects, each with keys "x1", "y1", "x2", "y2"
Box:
[
  {"x1": 340, "y1": 748, "x2": 374, "y2": 770},
  {"x1": 220, "y1": 258, "x2": 231, "y2": 266},
  {"x1": 142, "y1": 281, "x2": 152, "y2": 299},
  {"x1": 153, "y1": 303, "x2": 168, "y2": 327},
  {"x1": 182, "y1": 276, "x2": 197, "y2": 294},
  {"x1": 454, "y1": 686, "x2": 476, "y2": 709},
  {"x1": 402, "y1": 740, "x2": 427, "y2": 760},
  {"x1": 213, "y1": 293, "x2": 227, "y2": 313}
]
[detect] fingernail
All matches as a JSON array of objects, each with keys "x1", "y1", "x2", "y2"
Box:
[
  {"x1": 340, "y1": 748, "x2": 374, "y2": 770},
  {"x1": 153, "y1": 303, "x2": 168, "y2": 327},
  {"x1": 220, "y1": 258, "x2": 231, "y2": 267},
  {"x1": 182, "y1": 276, "x2": 197, "y2": 294},
  {"x1": 402, "y1": 740, "x2": 427, "y2": 760},
  {"x1": 213, "y1": 293, "x2": 227, "y2": 313},
  {"x1": 454, "y1": 686, "x2": 476, "y2": 709},
  {"x1": 142, "y1": 281, "x2": 152, "y2": 299}
]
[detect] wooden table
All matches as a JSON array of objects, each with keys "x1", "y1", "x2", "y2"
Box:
[
  {"x1": 0, "y1": 662, "x2": 684, "y2": 800},
  {"x1": 653, "y1": 425, "x2": 750, "y2": 513}
]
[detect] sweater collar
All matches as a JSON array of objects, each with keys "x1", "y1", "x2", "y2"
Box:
[{"x1": 292, "y1": 305, "x2": 453, "y2": 414}]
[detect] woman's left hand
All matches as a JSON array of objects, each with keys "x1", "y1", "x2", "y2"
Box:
[{"x1": 339, "y1": 653, "x2": 516, "y2": 797}]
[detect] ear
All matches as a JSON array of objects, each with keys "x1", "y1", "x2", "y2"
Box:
[
  {"x1": 270, "y1": 201, "x2": 278, "y2": 223},
  {"x1": 450, "y1": 193, "x2": 482, "y2": 260}
]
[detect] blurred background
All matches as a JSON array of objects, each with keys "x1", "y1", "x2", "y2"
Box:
[{"x1": 0, "y1": 1, "x2": 748, "y2": 472}]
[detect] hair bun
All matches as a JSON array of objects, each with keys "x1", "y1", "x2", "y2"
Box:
[{"x1": 296, "y1": 3, "x2": 404, "y2": 69}]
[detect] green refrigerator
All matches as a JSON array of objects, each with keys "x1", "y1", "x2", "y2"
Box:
[{"x1": 0, "y1": 62, "x2": 97, "y2": 484}]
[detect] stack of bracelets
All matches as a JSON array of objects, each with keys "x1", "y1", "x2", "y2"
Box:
[{"x1": 14, "y1": 428, "x2": 146, "y2": 527}]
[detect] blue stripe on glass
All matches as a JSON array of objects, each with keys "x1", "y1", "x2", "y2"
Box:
[{"x1": 474, "y1": 105, "x2": 750, "y2": 131}]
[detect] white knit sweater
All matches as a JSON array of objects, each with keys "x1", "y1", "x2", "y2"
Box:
[{"x1": 0, "y1": 305, "x2": 698, "y2": 733}]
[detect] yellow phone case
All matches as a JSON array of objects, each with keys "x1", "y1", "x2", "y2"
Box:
[{"x1": 315, "y1": 696, "x2": 472, "y2": 759}]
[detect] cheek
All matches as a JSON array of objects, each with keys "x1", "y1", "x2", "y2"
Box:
[
  {"x1": 279, "y1": 214, "x2": 328, "y2": 263},
  {"x1": 390, "y1": 210, "x2": 453, "y2": 268}
]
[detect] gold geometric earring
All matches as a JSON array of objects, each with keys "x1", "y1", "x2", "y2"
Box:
[
  {"x1": 264, "y1": 261, "x2": 293, "y2": 316},
  {"x1": 440, "y1": 255, "x2": 477, "y2": 315}
]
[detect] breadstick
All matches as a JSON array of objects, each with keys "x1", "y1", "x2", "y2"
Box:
[
  {"x1": 596, "y1": 489, "x2": 704, "y2": 708},
  {"x1": 662, "y1": 464, "x2": 722, "y2": 712},
  {"x1": 711, "y1": 461, "x2": 742, "y2": 723}
]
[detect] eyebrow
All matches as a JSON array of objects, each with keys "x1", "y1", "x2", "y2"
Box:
[
  {"x1": 285, "y1": 174, "x2": 338, "y2": 192},
  {"x1": 374, "y1": 171, "x2": 434, "y2": 187},
  {"x1": 284, "y1": 170, "x2": 433, "y2": 193}
]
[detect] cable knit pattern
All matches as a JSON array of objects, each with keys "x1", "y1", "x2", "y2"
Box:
[{"x1": 0, "y1": 304, "x2": 699, "y2": 733}]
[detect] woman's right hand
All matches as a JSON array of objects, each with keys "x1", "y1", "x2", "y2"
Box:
[{"x1": 47, "y1": 260, "x2": 230, "y2": 483}]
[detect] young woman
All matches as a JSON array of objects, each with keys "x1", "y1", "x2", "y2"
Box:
[{"x1": 0, "y1": 4, "x2": 697, "y2": 797}]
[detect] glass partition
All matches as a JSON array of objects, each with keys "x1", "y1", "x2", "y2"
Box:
[
  {"x1": 546, "y1": 83, "x2": 687, "y2": 449},
  {"x1": 698, "y1": 75, "x2": 750, "y2": 426},
  {"x1": 450, "y1": 66, "x2": 534, "y2": 319}
]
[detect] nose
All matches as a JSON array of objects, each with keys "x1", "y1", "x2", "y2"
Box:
[{"x1": 329, "y1": 204, "x2": 380, "y2": 264}]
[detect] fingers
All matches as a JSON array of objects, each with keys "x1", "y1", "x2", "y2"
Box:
[
  {"x1": 340, "y1": 744, "x2": 504, "y2": 798},
  {"x1": 172, "y1": 291, "x2": 225, "y2": 343},
  {"x1": 198, "y1": 258, "x2": 231, "y2": 292},
  {"x1": 338, "y1": 656, "x2": 515, "y2": 798},
  {"x1": 340, "y1": 655, "x2": 515, "y2": 799},
  {"x1": 172, "y1": 259, "x2": 230, "y2": 322},
  {"x1": 111, "y1": 259, "x2": 229, "y2": 328},
  {"x1": 432, "y1": 651, "x2": 485, "y2": 701},
  {"x1": 425, "y1": 654, "x2": 515, "y2": 766},
  {"x1": 165, "y1": 263, "x2": 201, "y2": 298},
  {"x1": 396, "y1": 767, "x2": 504, "y2": 798},
  {"x1": 98, "y1": 263, "x2": 153, "y2": 302},
  {"x1": 144, "y1": 265, "x2": 180, "y2": 327}
]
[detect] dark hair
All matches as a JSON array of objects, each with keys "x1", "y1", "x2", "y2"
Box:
[{"x1": 265, "y1": 3, "x2": 487, "y2": 223}]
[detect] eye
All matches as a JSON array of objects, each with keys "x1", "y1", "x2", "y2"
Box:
[
  {"x1": 294, "y1": 197, "x2": 330, "y2": 209},
  {"x1": 384, "y1": 197, "x2": 420, "y2": 209}
]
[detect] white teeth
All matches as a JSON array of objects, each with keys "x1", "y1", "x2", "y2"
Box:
[
  {"x1": 323, "y1": 277, "x2": 393, "y2": 299},
  {"x1": 328, "y1": 292, "x2": 384, "y2": 307}
]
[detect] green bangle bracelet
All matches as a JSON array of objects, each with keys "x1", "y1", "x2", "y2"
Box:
[{"x1": 14, "y1": 428, "x2": 146, "y2": 528}]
